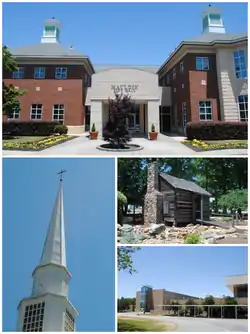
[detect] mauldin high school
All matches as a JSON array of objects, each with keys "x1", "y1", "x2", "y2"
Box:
[{"x1": 4, "y1": 6, "x2": 248, "y2": 136}]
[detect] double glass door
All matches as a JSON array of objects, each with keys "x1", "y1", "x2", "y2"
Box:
[{"x1": 127, "y1": 105, "x2": 140, "y2": 133}]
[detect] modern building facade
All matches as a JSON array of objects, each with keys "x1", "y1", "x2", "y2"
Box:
[
  {"x1": 17, "y1": 177, "x2": 78, "y2": 331},
  {"x1": 136, "y1": 275, "x2": 248, "y2": 312},
  {"x1": 4, "y1": 6, "x2": 247, "y2": 135}
]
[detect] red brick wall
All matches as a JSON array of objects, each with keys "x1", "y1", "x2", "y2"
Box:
[{"x1": 4, "y1": 79, "x2": 85, "y2": 126}]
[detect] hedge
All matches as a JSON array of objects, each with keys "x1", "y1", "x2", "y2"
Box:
[
  {"x1": 186, "y1": 121, "x2": 248, "y2": 140},
  {"x1": 3, "y1": 121, "x2": 61, "y2": 136}
]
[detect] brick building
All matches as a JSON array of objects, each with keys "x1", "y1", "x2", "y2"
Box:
[{"x1": 4, "y1": 6, "x2": 247, "y2": 135}]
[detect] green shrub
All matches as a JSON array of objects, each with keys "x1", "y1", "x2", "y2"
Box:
[
  {"x1": 151, "y1": 124, "x2": 156, "y2": 132},
  {"x1": 186, "y1": 122, "x2": 247, "y2": 140},
  {"x1": 91, "y1": 123, "x2": 96, "y2": 132},
  {"x1": 3, "y1": 121, "x2": 60, "y2": 136},
  {"x1": 184, "y1": 233, "x2": 201, "y2": 244},
  {"x1": 54, "y1": 124, "x2": 68, "y2": 135}
]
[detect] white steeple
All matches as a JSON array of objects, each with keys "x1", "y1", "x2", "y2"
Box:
[
  {"x1": 41, "y1": 17, "x2": 61, "y2": 43},
  {"x1": 17, "y1": 174, "x2": 78, "y2": 332},
  {"x1": 201, "y1": 5, "x2": 226, "y2": 34}
]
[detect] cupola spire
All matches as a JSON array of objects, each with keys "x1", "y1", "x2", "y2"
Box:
[
  {"x1": 201, "y1": 6, "x2": 226, "y2": 34},
  {"x1": 41, "y1": 17, "x2": 61, "y2": 43}
]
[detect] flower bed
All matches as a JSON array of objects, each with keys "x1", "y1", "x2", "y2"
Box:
[
  {"x1": 3, "y1": 135, "x2": 76, "y2": 151},
  {"x1": 184, "y1": 139, "x2": 248, "y2": 151}
]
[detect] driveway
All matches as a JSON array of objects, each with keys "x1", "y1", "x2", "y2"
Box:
[
  {"x1": 118, "y1": 313, "x2": 248, "y2": 332},
  {"x1": 3, "y1": 134, "x2": 247, "y2": 156}
]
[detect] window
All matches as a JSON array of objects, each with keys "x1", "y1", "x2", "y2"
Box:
[
  {"x1": 23, "y1": 302, "x2": 45, "y2": 332},
  {"x1": 13, "y1": 67, "x2": 25, "y2": 79},
  {"x1": 55, "y1": 67, "x2": 67, "y2": 79},
  {"x1": 180, "y1": 62, "x2": 184, "y2": 73},
  {"x1": 196, "y1": 57, "x2": 209, "y2": 70},
  {"x1": 53, "y1": 104, "x2": 65, "y2": 123},
  {"x1": 234, "y1": 50, "x2": 247, "y2": 79},
  {"x1": 182, "y1": 102, "x2": 187, "y2": 127},
  {"x1": 199, "y1": 101, "x2": 213, "y2": 121},
  {"x1": 238, "y1": 95, "x2": 248, "y2": 121},
  {"x1": 172, "y1": 68, "x2": 176, "y2": 80},
  {"x1": 8, "y1": 108, "x2": 20, "y2": 119},
  {"x1": 64, "y1": 309, "x2": 75, "y2": 332},
  {"x1": 30, "y1": 104, "x2": 43, "y2": 120},
  {"x1": 166, "y1": 74, "x2": 170, "y2": 85},
  {"x1": 34, "y1": 67, "x2": 45, "y2": 79}
]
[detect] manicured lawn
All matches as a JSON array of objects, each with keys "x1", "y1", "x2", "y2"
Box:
[
  {"x1": 118, "y1": 317, "x2": 171, "y2": 332},
  {"x1": 183, "y1": 139, "x2": 247, "y2": 151},
  {"x1": 3, "y1": 136, "x2": 47, "y2": 143},
  {"x1": 3, "y1": 135, "x2": 76, "y2": 151}
]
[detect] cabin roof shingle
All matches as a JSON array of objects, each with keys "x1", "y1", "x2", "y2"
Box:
[{"x1": 160, "y1": 173, "x2": 212, "y2": 197}]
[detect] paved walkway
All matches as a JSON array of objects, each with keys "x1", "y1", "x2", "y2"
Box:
[
  {"x1": 119, "y1": 313, "x2": 248, "y2": 332},
  {"x1": 3, "y1": 134, "x2": 247, "y2": 156}
]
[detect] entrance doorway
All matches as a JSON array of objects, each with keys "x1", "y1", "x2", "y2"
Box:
[
  {"x1": 160, "y1": 106, "x2": 171, "y2": 133},
  {"x1": 127, "y1": 104, "x2": 140, "y2": 133},
  {"x1": 127, "y1": 113, "x2": 136, "y2": 132}
]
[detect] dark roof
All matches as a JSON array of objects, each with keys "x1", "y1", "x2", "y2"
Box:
[
  {"x1": 160, "y1": 173, "x2": 212, "y2": 196},
  {"x1": 157, "y1": 32, "x2": 247, "y2": 74},
  {"x1": 10, "y1": 43, "x2": 87, "y2": 58}
]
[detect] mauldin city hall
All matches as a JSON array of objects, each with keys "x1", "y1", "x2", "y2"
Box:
[{"x1": 4, "y1": 6, "x2": 248, "y2": 136}]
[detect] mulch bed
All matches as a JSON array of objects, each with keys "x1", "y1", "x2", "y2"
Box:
[
  {"x1": 182, "y1": 142, "x2": 248, "y2": 152},
  {"x1": 3, "y1": 136, "x2": 77, "y2": 152}
]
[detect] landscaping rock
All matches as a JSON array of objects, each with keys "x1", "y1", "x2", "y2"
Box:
[{"x1": 149, "y1": 223, "x2": 166, "y2": 235}]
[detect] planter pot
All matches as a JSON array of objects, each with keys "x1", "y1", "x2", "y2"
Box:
[
  {"x1": 149, "y1": 132, "x2": 158, "y2": 140},
  {"x1": 89, "y1": 131, "x2": 99, "y2": 140}
]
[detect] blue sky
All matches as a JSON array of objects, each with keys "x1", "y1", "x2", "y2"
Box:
[
  {"x1": 3, "y1": 158, "x2": 115, "y2": 332},
  {"x1": 2, "y1": 2, "x2": 248, "y2": 65},
  {"x1": 118, "y1": 246, "x2": 248, "y2": 298}
]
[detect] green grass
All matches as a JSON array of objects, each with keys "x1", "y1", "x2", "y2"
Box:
[
  {"x1": 3, "y1": 136, "x2": 47, "y2": 143},
  {"x1": 118, "y1": 317, "x2": 171, "y2": 332}
]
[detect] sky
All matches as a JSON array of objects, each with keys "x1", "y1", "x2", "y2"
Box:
[
  {"x1": 2, "y1": 158, "x2": 115, "y2": 332},
  {"x1": 118, "y1": 246, "x2": 248, "y2": 298},
  {"x1": 2, "y1": 2, "x2": 248, "y2": 65}
]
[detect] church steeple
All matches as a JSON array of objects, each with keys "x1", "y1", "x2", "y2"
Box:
[
  {"x1": 39, "y1": 174, "x2": 66, "y2": 267},
  {"x1": 41, "y1": 17, "x2": 61, "y2": 43},
  {"x1": 17, "y1": 173, "x2": 78, "y2": 332},
  {"x1": 201, "y1": 6, "x2": 226, "y2": 34}
]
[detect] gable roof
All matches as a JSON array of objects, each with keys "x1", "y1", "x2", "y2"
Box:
[{"x1": 160, "y1": 173, "x2": 212, "y2": 196}]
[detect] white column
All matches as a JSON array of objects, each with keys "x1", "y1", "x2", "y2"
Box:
[
  {"x1": 147, "y1": 100, "x2": 160, "y2": 133},
  {"x1": 90, "y1": 100, "x2": 103, "y2": 137}
]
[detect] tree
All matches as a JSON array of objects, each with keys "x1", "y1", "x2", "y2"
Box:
[
  {"x1": 218, "y1": 189, "x2": 247, "y2": 212},
  {"x1": 117, "y1": 246, "x2": 140, "y2": 274},
  {"x1": 223, "y1": 296, "x2": 238, "y2": 318},
  {"x1": 2, "y1": 45, "x2": 25, "y2": 117},
  {"x1": 103, "y1": 94, "x2": 133, "y2": 148},
  {"x1": 118, "y1": 191, "x2": 127, "y2": 226}
]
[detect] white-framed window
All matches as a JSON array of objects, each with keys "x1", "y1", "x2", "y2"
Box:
[
  {"x1": 34, "y1": 67, "x2": 45, "y2": 79},
  {"x1": 64, "y1": 309, "x2": 75, "y2": 332},
  {"x1": 55, "y1": 67, "x2": 67, "y2": 79},
  {"x1": 238, "y1": 95, "x2": 248, "y2": 121},
  {"x1": 180, "y1": 62, "x2": 184, "y2": 73},
  {"x1": 53, "y1": 104, "x2": 65, "y2": 123},
  {"x1": 196, "y1": 57, "x2": 209, "y2": 70},
  {"x1": 22, "y1": 302, "x2": 45, "y2": 332},
  {"x1": 199, "y1": 101, "x2": 213, "y2": 121},
  {"x1": 12, "y1": 67, "x2": 25, "y2": 79},
  {"x1": 233, "y1": 50, "x2": 247, "y2": 79},
  {"x1": 30, "y1": 104, "x2": 43, "y2": 120},
  {"x1": 172, "y1": 68, "x2": 176, "y2": 80},
  {"x1": 8, "y1": 108, "x2": 20, "y2": 119},
  {"x1": 182, "y1": 102, "x2": 187, "y2": 127}
]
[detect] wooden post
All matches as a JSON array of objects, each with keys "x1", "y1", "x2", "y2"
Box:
[{"x1": 201, "y1": 196, "x2": 204, "y2": 224}]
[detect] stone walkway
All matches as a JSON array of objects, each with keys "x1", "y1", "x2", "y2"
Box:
[{"x1": 3, "y1": 134, "x2": 247, "y2": 156}]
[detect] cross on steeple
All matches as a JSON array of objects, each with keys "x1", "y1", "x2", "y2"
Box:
[{"x1": 57, "y1": 169, "x2": 66, "y2": 181}]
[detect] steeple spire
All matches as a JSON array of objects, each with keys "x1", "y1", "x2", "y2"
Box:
[{"x1": 40, "y1": 172, "x2": 66, "y2": 267}]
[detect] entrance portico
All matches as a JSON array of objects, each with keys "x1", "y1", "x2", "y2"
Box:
[{"x1": 85, "y1": 66, "x2": 169, "y2": 137}]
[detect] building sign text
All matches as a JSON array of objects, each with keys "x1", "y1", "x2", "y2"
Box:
[{"x1": 111, "y1": 84, "x2": 138, "y2": 94}]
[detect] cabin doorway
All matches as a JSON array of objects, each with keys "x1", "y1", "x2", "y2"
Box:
[{"x1": 195, "y1": 196, "x2": 201, "y2": 219}]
